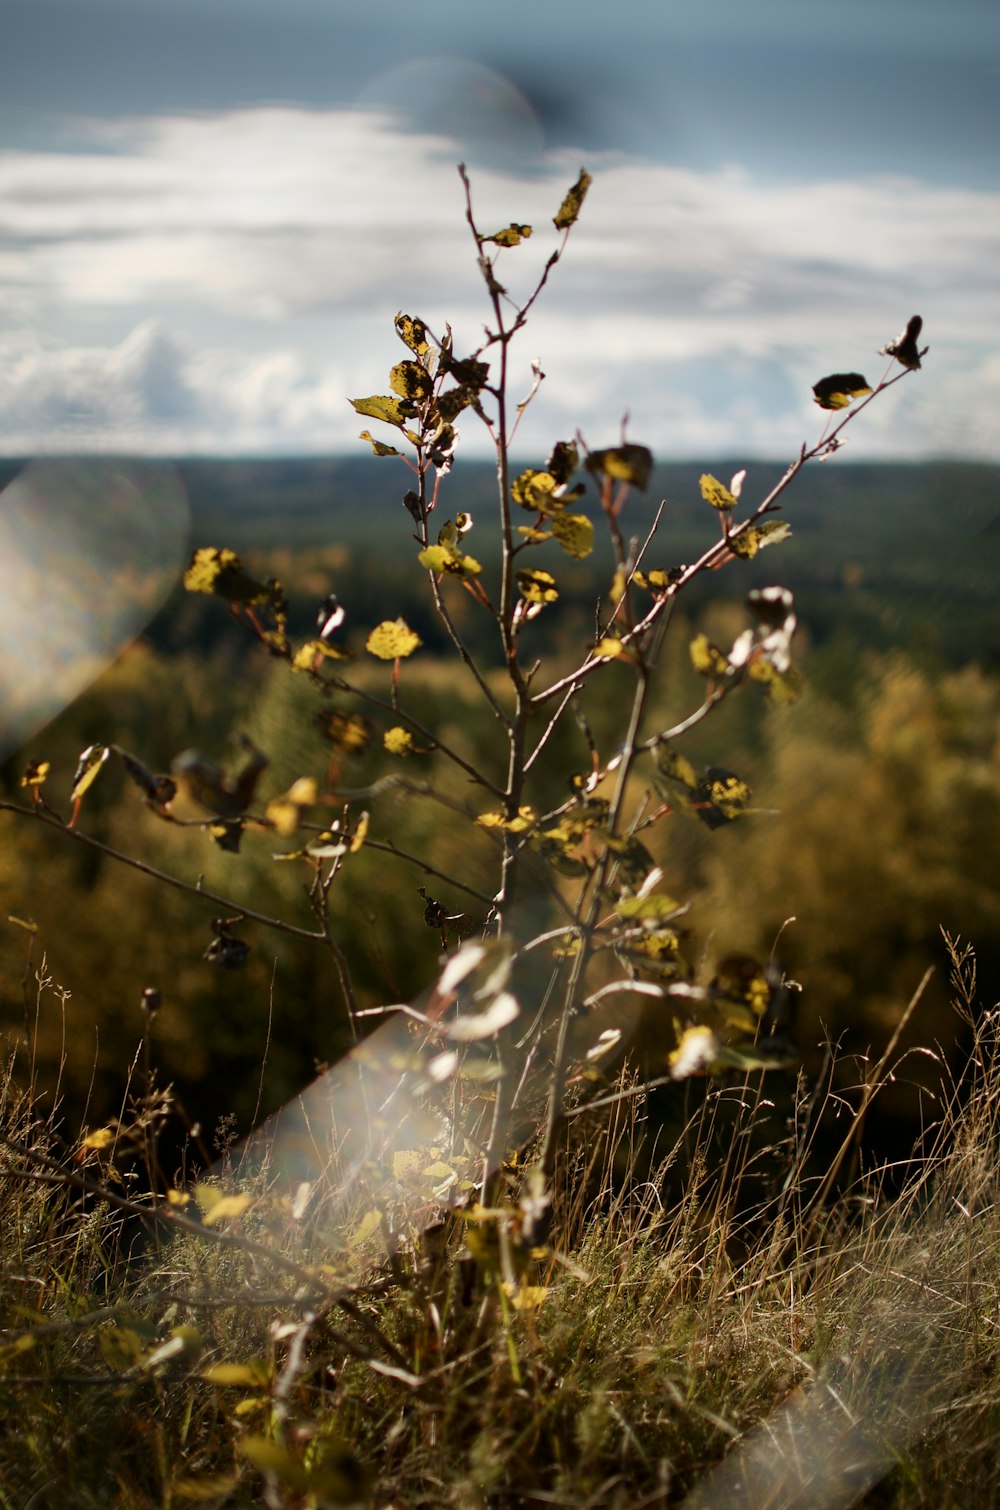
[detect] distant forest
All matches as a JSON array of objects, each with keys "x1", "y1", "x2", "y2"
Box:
[
  {"x1": 2, "y1": 455, "x2": 999, "y2": 1151},
  {"x1": 165, "y1": 454, "x2": 1000, "y2": 670}
]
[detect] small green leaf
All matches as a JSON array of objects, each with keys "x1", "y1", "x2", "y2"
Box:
[
  {"x1": 554, "y1": 169, "x2": 593, "y2": 230},
  {"x1": 700, "y1": 473, "x2": 737, "y2": 511},
  {"x1": 586, "y1": 444, "x2": 653, "y2": 490}
]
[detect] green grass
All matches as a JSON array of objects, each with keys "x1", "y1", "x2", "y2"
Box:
[{"x1": 4, "y1": 935, "x2": 1000, "y2": 1507}]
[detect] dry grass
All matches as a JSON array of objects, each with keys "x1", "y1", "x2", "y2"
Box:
[{"x1": 3, "y1": 935, "x2": 1000, "y2": 1508}]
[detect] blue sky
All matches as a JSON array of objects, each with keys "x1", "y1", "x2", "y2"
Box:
[{"x1": 1, "y1": 0, "x2": 997, "y2": 459}]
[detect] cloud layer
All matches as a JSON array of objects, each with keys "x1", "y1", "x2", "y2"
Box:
[{"x1": 1, "y1": 106, "x2": 997, "y2": 459}]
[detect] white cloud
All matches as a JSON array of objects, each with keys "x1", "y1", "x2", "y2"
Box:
[{"x1": 0, "y1": 106, "x2": 997, "y2": 459}]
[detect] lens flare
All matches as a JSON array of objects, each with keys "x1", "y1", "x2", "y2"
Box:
[{"x1": 0, "y1": 459, "x2": 189, "y2": 759}]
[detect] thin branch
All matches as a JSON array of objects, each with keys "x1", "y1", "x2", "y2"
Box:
[{"x1": 0, "y1": 802, "x2": 326, "y2": 943}]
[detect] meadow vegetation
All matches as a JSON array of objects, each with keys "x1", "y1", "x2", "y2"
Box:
[{"x1": 1, "y1": 169, "x2": 999, "y2": 1507}]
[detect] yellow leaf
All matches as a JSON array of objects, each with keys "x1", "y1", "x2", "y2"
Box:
[
  {"x1": 349, "y1": 1209, "x2": 384, "y2": 1249},
  {"x1": 586, "y1": 444, "x2": 653, "y2": 490},
  {"x1": 392, "y1": 1150, "x2": 423, "y2": 1182},
  {"x1": 202, "y1": 1360, "x2": 272, "y2": 1387},
  {"x1": 517, "y1": 568, "x2": 559, "y2": 604},
  {"x1": 81, "y1": 1126, "x2": 116, "y2": 1152},
  {"x1": 616, "y1": 895, "x2": 681, "y2": 920},
  {"x1": 202, "y1": 1194, "x2": 254, "y2": 1226},
  {"x1": 689, "y1": 634, "x2": 729, "y2": 677},
  {"x1": 20, "y1": 760, "x2": 50, "y2": 788},
  {"x1": 358, "y1": 429, "x2": 402, "y2": 458},
  {"x1": 320, "y1": 710, "x2": 371, "y2": 752},
  {"x1": 70, "y1": 744, "x2": 110, "y2": 803},
  {"x1": 183, "y1": 547, "x2": 282, "y2": 608},
  {"x1": 0, "y1": 1333, "x2": 37, "y2": 1365},
  {"x1": 195, "y1": 1185, "x2": 254, "y2": 1224},
  {"x1": 394, "y1": 312, "x2": 429, "y2": 354},
  {"x1": 553, "y1": 168, "x2": 592, "y2": 230},
  {"x1": 291, "y1": 639, "x2": 350, "y2": 670},
  {"x1": 237, "y1": 1438, "x2": 308, "y2": 1492},
  {"x1": 390, "y1": 360, "x2": 433, "y2": 402},
  {"x1": 98, "y1": 1325, "x2": 146, "y2": 1371},
  {"x1": 504, "y1": 1284, "x2": 549, "y2": 1311},
  {"x1": 483, "y1": 222, "x2": 533, "y2": 247},
  {"x1": 592, "y1": 637, "x2": 625, "y2": 659},
  {"x1": 511, "y1": 468, "x2": 560, "y2": 513},
  {"x1": 812, "y1": 372, "x2": 873, "y2": 410},
  {"x1": 422, "y1": 1161, "x2": 456, "y2": 1181},
  {"x1": 265, "y1": 797, "x2": 300, "y2": 838},
  {"x1": 699, "y1": 473, "x2": 736, "y2": 511},
  {"x1": 173, "y1": 1476, "x2": 242, "y2": 1502},
  {"x1": 366, "y1": 619, "x2": 422, "y2": 659},
  {"x1": 349, "y1": 394, "x2": 416, "y2": 427},
  {"x1": 418, "y1": 543, "x2": 482, "y2": 578},
  {"x1": 552, "y1": 511, "x2": 594, "y2": 559},
  {"x1": 287, "y1": 777, "x2": 317, "y2": 806},
  {"x1": 384, "y1": 726, "x2": 415, "y2": 756}
]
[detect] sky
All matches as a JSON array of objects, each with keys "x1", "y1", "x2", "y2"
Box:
[{"x1": 1, "y1": 0, "x2": 998, "y2": 462}]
